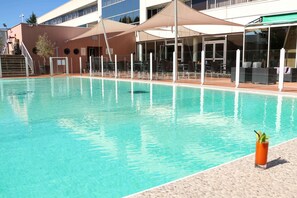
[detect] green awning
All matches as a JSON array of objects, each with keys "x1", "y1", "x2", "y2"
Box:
[{"x1": 262, "y1": 13, "x2": 297, "y2": 24}]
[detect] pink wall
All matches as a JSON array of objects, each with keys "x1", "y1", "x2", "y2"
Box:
[{"x1": 9, "y1": 23, "x2": 136, "y2": 74}]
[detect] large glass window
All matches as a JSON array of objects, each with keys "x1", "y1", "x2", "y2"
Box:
[
  {"x1": 284, "y1": 26, "x2": 297, "y2": 67},
  {"x1": 246, "y1": 25, "x2": 297, "y2": 68},
  {"x1": 245, "y1": 28, "x2": 268, "y2": 67},
  {"x1": 102, "y1": 0, "x2": 139, "y2": 24},
  {"x1": 269, "y1": 27, "x2": 288, "y2": 68},
  {"x1": 43, "y1": 4, "x2": 98, "y2": 25}
]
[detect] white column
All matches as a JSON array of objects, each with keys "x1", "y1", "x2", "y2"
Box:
[
  {"x1": 131, "y1": 53, "x2": 134, "y2": 79},
  {"x1": 138, "y1": 44, "x2": 143, "y2": 62},
  {"x1": 115, "y1": 54, "x2": 118, "y2": 78},
  {"x1": 79, "y1": 57, "x2": 82, "y2": 76},
  {"x1": 235, "y1": 49, "x2": 241, "y2": 88},
  {"x1": 25, "y1": 57, "x2": 29, "y2": 77},
  {"x1": 193, "y1": 37, "x2": 198, "y2": 63},
  {"x1": 101, "y1": 55, "x2": 104, "y2": 77},
  {"x1": 50, "y1": 57, "x2": 53, "y2": 76},
  {"x1": 201, "y1": 50, "x2": 205, "y2": 85},
  {"x1": 89, "y1": 56, "x2": 92, "y2": 77},
  {"x1": 150, "y1": 52, "x2": 153, "y2": 81},
  {"x1": 0, "y1": 57, "x2": 3, "y2": 78},
  {"x1": 174, "y1": 0, "x2": 178, "y2": 83},
  {"x1": 65, "y1": 57, "x2": 69, "y2": 75},
  {"x1": 279, "y1": 48, "x2": 285, "y2": 92},
  {"x1": 173, "y1": 51, "x2": 176, "y2": 82}
]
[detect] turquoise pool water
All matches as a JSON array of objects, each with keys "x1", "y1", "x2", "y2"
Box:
[{"x1": 0, "y1": 77, "x2": 297, "y2": 197}]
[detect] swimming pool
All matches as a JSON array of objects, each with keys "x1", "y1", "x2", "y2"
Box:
[{"x1": 1, "y1": 77, "x2": 296, "y2": 197}]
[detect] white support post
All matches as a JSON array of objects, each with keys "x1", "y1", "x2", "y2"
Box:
[
  {"x1": 115, "y1": 54, "x2": 118, "y2": 78},
  {"x1": 25, "y1": 57, "x2": 29, "y2": 77},
  {"x1": 131, "y1": 53, "x2": 134, "y2": 79},
  {"x1": 65, "y1": 57, "x2": 69, "y2": 75},
  {"x1": 201, "y1": 50, "x2": 205, "y2": 85},
  {"x1": 235, "y1": 49, "x2": 241, "y2": 88},
  {"x1": 50, "y1": 57, "x2": 53, "y2": 76},
  {"x1": 89, "y1": 56, "x2": 92, "y2": 77},
  {"x1": 0, "y1": 57, "x2": 3, "y2": 78},
  {"x1": 173, "y1": 52, "x2": 176, "y2": 82},
  {"x1": 279, "y1": 48, "x2": 285, "y2": 92},
  {"x1": 150, "y1": 52, "x2": 153, "y2": 81},
  {"x1": 79, "y1": 57, "x2": 82, "y2": 76}
]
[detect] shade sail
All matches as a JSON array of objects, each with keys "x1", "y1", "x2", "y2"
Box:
[
  {"x1": 116, "y1": 0, "x2": 242, "y2": 37},
  {"x1": 70, "y1": 18, "x2": 135, "y2": 40},
  {"x1": 138, "y1": 26, "x2": 202, "y2": 41}
]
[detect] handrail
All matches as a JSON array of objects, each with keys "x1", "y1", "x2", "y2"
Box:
[{"x1": 20, "y1": 41, "x2": 34, "y2": 74}]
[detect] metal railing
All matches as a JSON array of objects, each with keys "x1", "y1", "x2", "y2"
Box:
[
  {"x1": 20, "y1": 42, "x2": 34, "y2": 74},
  {"x1": 207, "y1": 0, "x2": 263, "y2": 9}
]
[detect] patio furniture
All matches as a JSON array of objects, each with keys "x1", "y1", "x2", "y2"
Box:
[
  {"x1": 231, "y1": 67, "x2": 252, "y2": 82},
  {"x1": 252, "y1": 62, "x2": 262, "y2": 68},
  {"x1": 284, "y1": 67, "x2": 297, "y2": 82},
  {"x1": 243, "y1": 62, "x2": 252, "y2": 68},
  {"x1": 252, "y1": 68, "x2": 277, "y2": 84}
]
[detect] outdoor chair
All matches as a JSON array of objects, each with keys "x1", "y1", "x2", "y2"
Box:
[
  {"x1": 284, "y1": 67, "x2": 297, "y2": 82},
  {"x1": 252, "y1": 62, "x2": 262, "y2": 68},
  {"x1": 231, "y1": 67, "x2": 252, "y2": 82}
]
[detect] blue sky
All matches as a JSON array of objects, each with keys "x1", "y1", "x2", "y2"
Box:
[{"x1": 0, "y1": 0, "x2": 69, "y2": 28}]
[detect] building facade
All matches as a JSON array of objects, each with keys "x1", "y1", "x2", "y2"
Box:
[
  {"x1": 37, "y1": 0, "x2": 140, "y2": 27},
  {"x1": 138, "y1": 0, "x2": 297, "y2": 73}
]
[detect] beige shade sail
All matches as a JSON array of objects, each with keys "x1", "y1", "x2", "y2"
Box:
[
  {"x1": 116, "y1": 0, "x2": 242, "y2": 37},
  {"x1": 137, "y1": 26, "x2": 203, "y2": 42},
  {"x1": 69, "y1": 18, "x2": 135, "y2": 40}
]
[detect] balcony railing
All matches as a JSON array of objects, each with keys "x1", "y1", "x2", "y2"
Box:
[{"x1": 207, "y1": 0, "x2": 264, "y2": 9}]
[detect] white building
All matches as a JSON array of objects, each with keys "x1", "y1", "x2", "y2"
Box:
[{"x1": 37, "y1": 0, "x2": 100, "y2": 27}]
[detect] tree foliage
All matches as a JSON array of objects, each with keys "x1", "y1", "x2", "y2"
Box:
[
  {"x1": 0, "y1": 32, "x2": 6, "y2": 53},
  {"x1": 26, "y1": 12, "x2": 37, "y2": 24},
  {"x1": 35, "y1": 33, "x2": 55, "y2": 64},
  {"x1": 119, "y1": 16, "x2": 133, "y2": 24}
]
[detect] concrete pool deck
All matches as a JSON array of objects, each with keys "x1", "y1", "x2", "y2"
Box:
[{"x1": 128, "y1": 138, "x2": 297, "y2": 198}]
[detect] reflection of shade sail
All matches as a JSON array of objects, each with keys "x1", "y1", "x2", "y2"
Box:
[
  {"x1": 70, "y1": 18, "x2": 135, "y2": 41},
  {"x1": 116, "y1": 0, "x2": 242, "y2": 37}
]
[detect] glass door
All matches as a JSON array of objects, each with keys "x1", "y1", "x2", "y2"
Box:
[{"x1": 204, "y1": 40, "x2": 226, "y2": 73}]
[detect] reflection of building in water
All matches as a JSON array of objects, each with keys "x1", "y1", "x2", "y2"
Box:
[{"x1": 7, "y1": 91, "x2": 34, "y2": 124}]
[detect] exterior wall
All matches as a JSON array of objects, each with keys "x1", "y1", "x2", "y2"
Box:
[
  {"x1": 8, "y1": 23, "x2": 135, "y2": 73},
  {"x1": 37, "y1": 0, "x2": 99, "y2": 27},
  {"x1": 58, "y1": 12, "x2": 99, "y2": 27},
  {"x1": 141, "y1": 0, "x2": 297, "y2": 26},
  {"x1": 201, "y1": 0, "x2": 297, "y2": 25}
]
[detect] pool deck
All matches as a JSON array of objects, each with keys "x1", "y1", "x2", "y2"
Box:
[{"x1": 128, "y1": 138, "x2": 297, "y2": 198}]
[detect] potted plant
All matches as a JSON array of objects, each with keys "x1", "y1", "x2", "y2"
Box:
[{"x1": 254, "y1": 130, "x2": 269, "y2": 168}]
